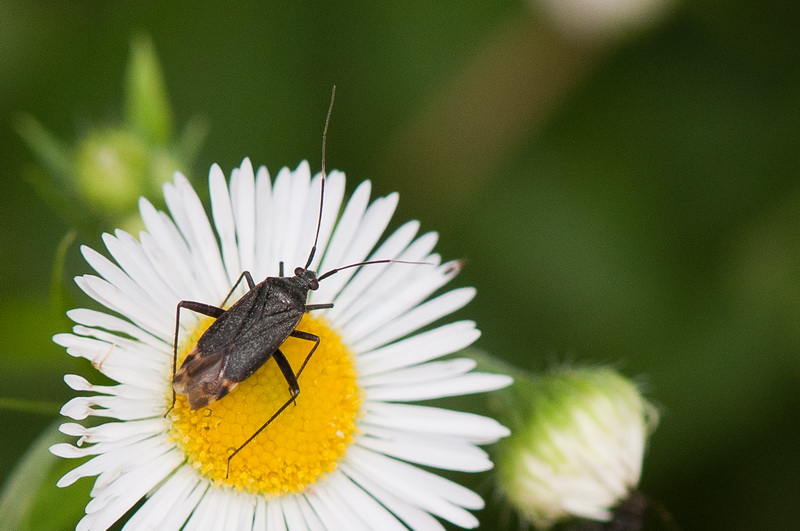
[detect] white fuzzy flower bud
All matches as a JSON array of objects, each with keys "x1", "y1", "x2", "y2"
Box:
[{"x1": 495, "y1": 366, "x2": 658, "y2": 529}]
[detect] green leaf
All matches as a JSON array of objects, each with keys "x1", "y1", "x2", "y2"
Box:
[
  {"x1": 14, "y1": 114, "x2": 73, "y2": 185},
  {"x1": 125, "y1": 34, "x2": 173, "y2": 145},
  {"x1": 23, "y1": 166, "x2": 98, "y2": 235},
  {"x1": 0, "y1": 422, "x2": 90, "y2": 531}
]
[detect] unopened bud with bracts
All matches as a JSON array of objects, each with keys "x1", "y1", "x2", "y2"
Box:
[{"x1": 493, "y1": 366, "x2": 658, "y2": 529}]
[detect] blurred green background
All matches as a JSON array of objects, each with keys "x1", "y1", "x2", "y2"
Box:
[{"x1": 2, "y1": 1, "x2": 800, "y2": 529}]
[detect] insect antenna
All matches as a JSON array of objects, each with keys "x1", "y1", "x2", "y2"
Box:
[
  {"x1": 304, "y1": 85, "x2": 337, "y2": 271},
  {"x1": 318, "y1": 259, "x2": 432, "y2": 282},
  {"x1": 304, "y1": 86, "x2": 432, "y2": 283}
]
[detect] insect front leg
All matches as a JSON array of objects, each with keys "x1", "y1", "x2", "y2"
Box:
[
  {"x1": 226, "y1": 348, "x2": 299, "y2": 478},
  {"x1": 168, "y1": 301, "x2": 226, "y2": 414},
  {"x1": 289, "y1": 329, "x2": 321, "y2": 378},
  {"x1": 292, "y1": 302, "x2": 334, "y2": 377},
  {"x1": 221, "y1": 271, "x2": 257, "y2": 307}
]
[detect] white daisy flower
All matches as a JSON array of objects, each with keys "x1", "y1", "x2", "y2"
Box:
[{"x1": 51, "y1": 158, "x2": 512, "y2": 531}]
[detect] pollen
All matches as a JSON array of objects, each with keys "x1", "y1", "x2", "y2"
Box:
[{"x1": 167, "y1": 314, "x2": 361, "y2": 496}]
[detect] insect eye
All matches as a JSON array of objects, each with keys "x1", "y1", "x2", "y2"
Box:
[
  {"x1": 309, "y1": 279, "x2": 319, "y2": 290},
  {"x1": 294, "y1": 267, "x2": 304, "y2": 276}
]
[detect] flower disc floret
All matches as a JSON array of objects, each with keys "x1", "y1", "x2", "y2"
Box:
[{"x1": 169, "y1": 315, "x2": 361, "y2": 495}]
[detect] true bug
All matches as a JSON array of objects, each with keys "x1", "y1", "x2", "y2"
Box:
[{"x1": 170, "y1": 88, "x2": 426, "y2": 475}]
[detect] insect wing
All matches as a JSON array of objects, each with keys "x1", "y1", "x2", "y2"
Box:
[
  {"x1": 194, "y1": 285, "x2": 267, "y2": 354},
  {"x1": 172, "y1": 346, "x2": 231, "y2": 409},
  {"x1": 173, "y1": 283, "x2": 279, "y2": 409},
  {"x1": 222, "y1": 301, "x2": 303, "y2": 382},
  {"x1": 175, "y1": 280, "x2": 306, "y2": 409}
]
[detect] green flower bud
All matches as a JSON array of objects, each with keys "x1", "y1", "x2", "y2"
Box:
[
  {"x1": 495, "y1": 366, "x2": 658, "y2": 529},
  {"x1": 17, "y1": 34, "x2": 205, "y2": 228},
  {"x1": 73, "y1": 128, "x2": 149, "y2": 215}
]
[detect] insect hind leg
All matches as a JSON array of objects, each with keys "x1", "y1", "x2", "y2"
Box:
[
  {"x1": 167, "y1": 301, "x2": 226, "y2": 415},
  {"x1": 226, "y1": 348, "x2": 299, "y2": 478}
]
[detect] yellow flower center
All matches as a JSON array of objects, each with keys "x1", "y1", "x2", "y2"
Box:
[{"x1": 168, "y1": 314, "x2": 361, "y2": 496}]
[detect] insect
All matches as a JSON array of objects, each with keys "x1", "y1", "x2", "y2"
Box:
[{"x1": 170, "y1": 87, "x2": 426, "y2": 476}]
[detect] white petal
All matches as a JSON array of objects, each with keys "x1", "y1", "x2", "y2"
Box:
[
  {"x1": 56, "y1": 332, "x2": 164, "y2": 390},
  {"x1": 280, "y1": 161, "x2": 313, "y2": 269},
  {"x1": 80, "y1": 245, "x2": 148, "y2": 310},
  {"x1": 164, "y1": 173, "x2": 228, "y2": 302},
  {"x1": 324, "y1": 223, "x2": 433, "y2": 321},
  {"x1": 361, "y1": 403, "x2": 510, "y2": 444},
  {"x1": 232, "y1": 492, "x2": 258, "y2": 531},
  {"x1": 321, "y1": 471, "x2": 407, "y2": 531},
  {"x1": 60, "y1": 432, "x2": 168, "y2": 487},
  {"x1": 83, "y1": 449, "x2": 182, "y2": 531},
  {"x1": 357, "y1": 430, "x2": 493, "y2": 472},
  {"x1": 264, "y1": 163, "x2": 307, "y2": 273},
  {"x1": 58, "y1": 417, "x2": 163, "y2": 445},
  {"x1": 231, "y1": 158, "x2": 257, "y2": 274},
  {"x1": 308, "y1": 170, "x2": 346, "y2": 273},
  {"x1": 208, "y1": 489, "x2": 250, "y2": 531},
  {"x1": 267, "y1": 497, "x2": 288, "y2": 531},
  {"x1": 107, "y1": 230, "x2": 178, "y2": 311},
  {"x1": 294, "y1": 171, "x2": 324, "y2": 270},
  {"x1": 253, "y1": 497, "x2": 268, "y2": 530},
  {"x1": 69, "y1": 325, "x2": 164, "y2": 369},
  {"x1": 253, "y1": 165, "x2": 274, "y2": 279},
  {"x1": 314, "y1": 180, "x2": 372, "y2": 301},
  {"x1": 335, "y1": 255, "x2": 455, "y2": 343},
  {"x1": 139, "y1": 197, "x2": 199, "y2": 299},
  {"x1": 210, "y1": 163, "x2": 241, "y2": 284},
  {"x1": 281, "y1": 495, "x2": 309, "y2": 531},
  {"x1": 319, "y1": 220, "x2": 420, "y2": 314},
  {"x1": 184, "y1": 486, "x2": 222, "y2": 531},
  {"x1": 75, "y1": 275, "x2": 169, "y2": 342},
  {"x1": 307, "y1": 478, "x2": 374, "y2": 531},
  {"x1": 362, "y1": 358, "x2": 476, "y2": 387},
  {"x1": 121, "y1": 466, "x2": 205, "y2": 531},
  {"x1": 319, "y1": 191, "x2": 399, "y2": 300},
  {"x1": 345, "y1": 446, "x2": 482, "y2": 528},
  {"x1": 60, "y1": 392, "x2": 162, "y2": 421},
  {"x1": 340, "y1": 464, "x2": 446, "y2": 531},
  {"x1": 265, "y1": 166, "x2": 293, "y2": 277},
  {"x1": 316, "y1": 191, "x2": 400, "y2": 304},
  {"x1": 366, "y1": 372, "x2": 513, "y2": 402},
  {"x1": 358, "y1": 321, "x2": 480, "y2": 376},
  {"x1": 66, "y1": 308, "x2": 165, "y2": 350},
  {"x1": 295, "y1": 494, "x2": 326, "y2": 531},
  {"x1": 351, "y1": 287, "x2": 477, "y2": 352}
]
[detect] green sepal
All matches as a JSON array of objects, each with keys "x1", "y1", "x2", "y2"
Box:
[
  {"x1": 125, "y1": 33, "x2": 174, "y2": 145},
  {"x1": 15, "y1": 114, "x2": 74, "y2": 186}
]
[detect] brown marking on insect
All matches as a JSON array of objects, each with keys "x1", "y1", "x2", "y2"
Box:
[{"x1": 173, "y1": 347, "x2": 240, "y2": 409}]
